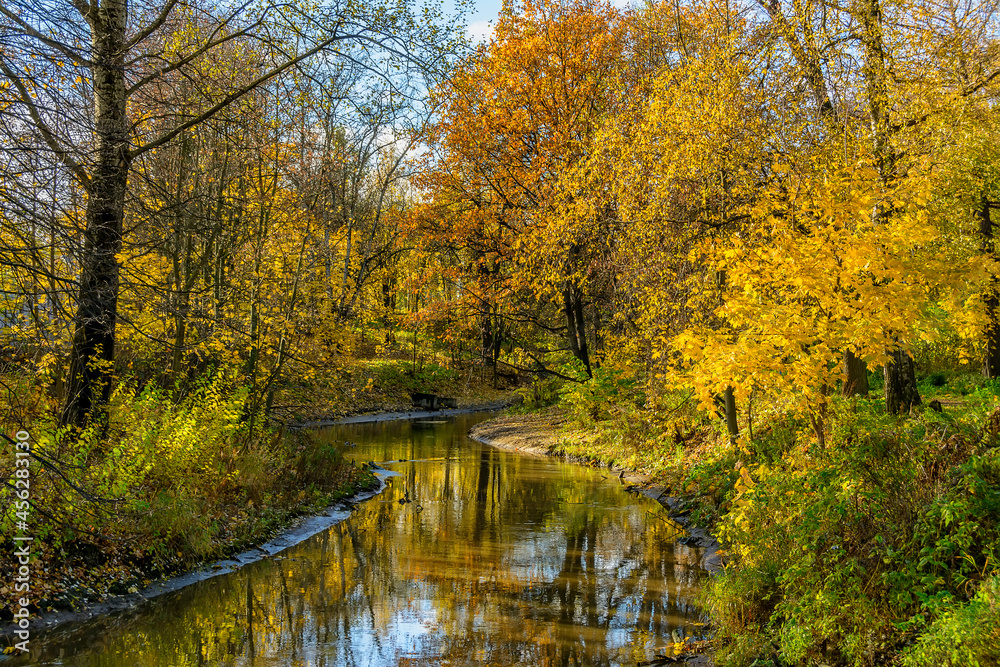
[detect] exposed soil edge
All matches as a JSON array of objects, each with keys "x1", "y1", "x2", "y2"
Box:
[{"x1": 0, "y1": 471, "x2": 396, "y2": 648}]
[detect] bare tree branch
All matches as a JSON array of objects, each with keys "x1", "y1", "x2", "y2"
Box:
[{"x1": 0, "y1": 58, "x2": 92, "y2": 189}]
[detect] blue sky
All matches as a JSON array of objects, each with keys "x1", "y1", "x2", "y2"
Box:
[
  {"x1": 461, "y1": 0, "x2": 634, "y2": 42},
  {"x1": 465, "y1": 0, "x2": 504, "y2": 42}
]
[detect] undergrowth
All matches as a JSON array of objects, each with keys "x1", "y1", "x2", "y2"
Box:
[{"x1": 0, "y1": 370, "x2": 375, "y2": 614}]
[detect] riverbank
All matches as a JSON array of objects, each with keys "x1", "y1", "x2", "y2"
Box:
[
  {"x1": 0, "y1": 468, "x2": 388, "y2": 646},
  {"x1": 469, "y1": 408, "x2": 722, "y2": 666},
  {"x1": 503, "y1": 382, "x2": 1000, "y2": 666},
  {"x1": 292, "y1": 395, "x2": 523, "y2": 428}
]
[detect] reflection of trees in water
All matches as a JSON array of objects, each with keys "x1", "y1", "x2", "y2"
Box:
[{"x1": 28, "y1": 414, "x2": 705, "y2": 666}]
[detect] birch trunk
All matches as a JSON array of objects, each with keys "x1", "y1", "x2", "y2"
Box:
[{"x1": 61, "y1": 0, "x2": 130, "y2": 427}]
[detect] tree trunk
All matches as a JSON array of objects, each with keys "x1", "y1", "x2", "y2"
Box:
[
  {"x1": 723, "y1": 385, "x2": 739, "y2": 444},
  {"x1": 978, "y1": 193, "x2": 1000, "y2": 378},
  {"x1": 171, "y1": 315, "x2": 187, "y2": 378},
  {"x1": 842, "y1": 349, "x2": 870, "y2": 396},
  {"x1": 264, "y1": 230, "x2": 308, "y2": 413},
  {"x1": 480, "y1": 306, "x2": 502, "y2": 368},
  {"x1": 884, "y1": 344, "x2": 921, "y2": 414},
  {"x1": 61, "y1": 0, "x2": 129, "y2": 428},
  {"x1": 338, "y1": 216, "x2": 353, "y2": 318},
  {"x1": 858, "y1": 0, "x2": 921, "y2": 413},
  {"x1": 563, "y1": 282, "x2": 592, "y2": 378},
  {"x1": 592, "y1": 305, "x2": 603, "y2": 367},
  {"x1": 382, "y1": 273, "x2": 397, "y2": 345},
  {"x1": 170, "y1": 223, "x2": 195, "y2": 379}
]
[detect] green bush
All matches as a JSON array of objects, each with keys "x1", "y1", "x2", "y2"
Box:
[
  {"x1": 558, "y1": 361, "x2": 644, "y2": 426},
  {"x1": 899, "y1": 575, "x2": 1000, "y2": 667},
  {"x1": 708, "y1": 402, "x2": 1000, "y2": 666},
  {"x1": 294, "y1": 437, "x2": 345, "y2": 486},
  {"x1": 916, "y1": 370, "x2": 1000, "y2": 401},
  {"x1": 141, "y1": 490, "x2": 217, "y2": 559},
  {"x1": 518, "y1": 375, "x2": 563, "y2": 409},
  {"x1": 885, "y1": 447, "x2": 1000, "y2": 610}
]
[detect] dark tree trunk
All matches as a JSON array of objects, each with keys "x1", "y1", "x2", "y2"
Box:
[
  {"x1": 563, "y1": 282, "x2": 592, "y2": 378},
  {"x1": 858, "y1": 0, "x2": 921, "y2": 414},
  {"x1": 480, "y1": 312, "x2": 492, "y2": 367},
  {"x1": 978, "y1": 194, "x2": 1000, "y2": 378},
  {"x1": 592, "y1": 302, "x2": 604, "y2": 368},
  {"x1": 381, "y1": 274, "x2": 397, "y2": 345},
  {"x1": 842, "y1": 349, "x2": 870, "y2": 396},
  {"x1": 480, "y1": 307, "x2": 502, "y2": 367},
  {"x1": 61, "y1": 0, "x2": 130, "y2": 428},
  {"x1": 170, "y1": 316, "x2": 187, "y2": 377},
  {"x1": 884, "y1": 345, "x2": 921, "y2": 414},
  {"x1": 723, "y1": 385, "x2": 739, "y2": 444}
]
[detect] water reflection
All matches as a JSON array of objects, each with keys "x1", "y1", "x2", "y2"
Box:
[{"x1": 17, "y1": 413, "x2": 705, "y2": 666}]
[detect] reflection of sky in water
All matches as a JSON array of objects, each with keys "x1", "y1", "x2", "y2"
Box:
[
  {"x1": 388, "y1": 608, "x2": 438, "y2": 657},
  {"x1": 18, "y1": 413, "x2": 705, "y2": 667},
  {"x1": 506, "y1": 526, "x2": 565, "y2": 581}
]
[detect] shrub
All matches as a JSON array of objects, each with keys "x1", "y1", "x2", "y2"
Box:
[
  {"x1": 518, "y1": 375, "x2": 563, "y2": 409},
  {"x1": 899, "y1": 575, "x2": 1000, "y2": 667},
  {"x1": 558, "y1": 361, "x2": 643, "y2": 426},
  {"x1": 708, "y1": 402, "x2": 1000, "y2": 666}
]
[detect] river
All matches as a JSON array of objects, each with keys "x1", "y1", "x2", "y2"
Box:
[{"x1": 14, "y1": 412, "x2": 706, "y2": 666}]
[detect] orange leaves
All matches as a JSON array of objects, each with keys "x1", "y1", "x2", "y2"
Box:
[
  {"x1": 410, "y1": 0, "x2": 633, "y2": 363},
  {"x1": 422, "y1": 0, "x2": 628, "y2": 221}
]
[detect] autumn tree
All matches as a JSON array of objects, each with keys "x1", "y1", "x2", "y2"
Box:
[
  {"x1": 755, "y1": 0, "x2": 1000, "y2": 412},
  {"x1": 0, "y1": 0, "x2": 465, "y2": 428},
  {"x1": 594, "y1": 1, "x2": 779, "y2": 438},
  {"x1": 414, "y1": 0, "x2": 629, "y2": 379}
]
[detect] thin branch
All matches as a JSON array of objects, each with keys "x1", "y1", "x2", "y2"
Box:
[
  {"x1": 0, "y1": 59, "x2": 92, "y2": 190},
  {"x1": 126, "y1": 4, "x2": 263, "y2": 96},
  {"x1": 131, "y1": 28, "x2": 353, "y2": 159},
  {"x1": 894, "y1": 67, "x2": 1000, "y2": 132},
  {"x1": 68, "y1": 0, "x2": 92, "y2": 22},
  {"x1": 0, "y1": 4, "x2": 95, "y2": 67},
  {"x1": 123, "y1": 0, "x2": 182, "y2": 50}
]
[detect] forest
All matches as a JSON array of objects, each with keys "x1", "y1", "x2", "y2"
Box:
[{"x1": 2, "y1": 0, "x2": 1000, "y2": 663}]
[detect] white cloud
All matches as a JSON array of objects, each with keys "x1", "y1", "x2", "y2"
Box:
[{"x1": 467, "y1": 20, "x2": 495, "y2": 43}]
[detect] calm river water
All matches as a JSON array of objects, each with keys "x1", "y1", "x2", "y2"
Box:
[{"x1": 16, "y1": 412, "x2": 706, "y2": 666}]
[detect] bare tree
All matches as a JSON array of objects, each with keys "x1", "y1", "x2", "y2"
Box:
[{"x1": 0, "y1": 0, "x2": 466, "y2": 427}]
